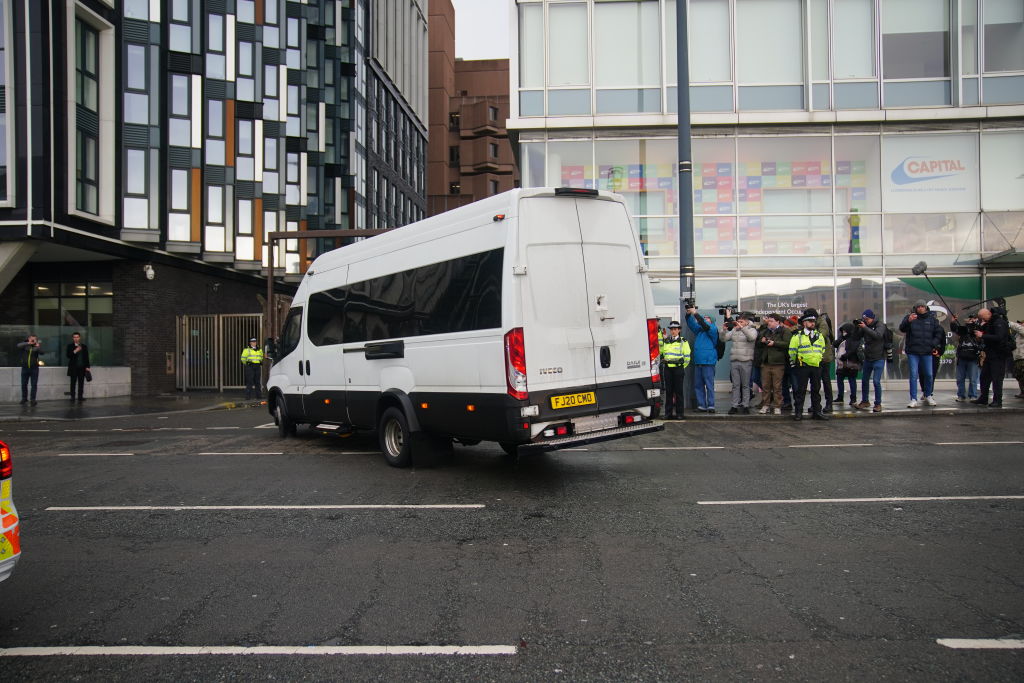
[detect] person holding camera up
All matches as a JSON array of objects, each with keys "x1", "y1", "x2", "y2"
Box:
[
  {"x1": 755, "y1": 314, "x2": 791, "y2": 414},
  {"x1": 949, "y1": 313, "x2": 982, "y2": 402},
  {"x1": 724, "y1": 312, "x2": 757, "y2": 414},
  {"x1": 853, "y1": 310, "x2": 887, "y2": 412},
  {"x1": 899, "y1": 301, "x2": 944, "y2": 408},
  {"x1": 16, "y1": 334, "x2": 44, "y2": 405},
  {"x1": 659, "y1": 321, "x2": 691, "y2": 420},
  {"x1": 685, "y1": 304, "x2": 721, "y2": 413},
  {"x1": 834, "y1": 322, "x2": 862, "y2": 407},
  {"x1": 788, "y1": 309, "x2": 829, "y2": 421},
  {"x1": 973, "y1": 307, "x2": 1011, "y2": 407}
]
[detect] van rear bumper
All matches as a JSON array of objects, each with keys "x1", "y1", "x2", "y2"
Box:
[{"x1": 516, "y1": 420, "x2": 664, "y2": 454}]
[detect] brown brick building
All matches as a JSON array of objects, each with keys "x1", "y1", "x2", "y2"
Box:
[{"x1": 427, "y1": 0, "x2": 519, "y2": 216}]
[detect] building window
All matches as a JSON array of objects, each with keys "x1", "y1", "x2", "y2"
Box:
[
  {"x1": 168, "y1": 168, "x2": 191, "y2": 241},
  {"x1": 489, "y1": 142, "x2": 499, "y2": 158},
  {"x1": 75, "y1": 20, "x2": 99, "y2": 215},
  {"x1": 168, "y1": 74, "x2": 191, "y2": 147},
  {"x1": 882, "y1": 0, "x2": 950, "y2": 79},
  {"x1": 169, "y1": 0, "x2": 192, "y2": 53},
  {"x1": 984, "y1": 0, "x2": 1024, "y2": 73},
  {"x1": 490, "y1": 179, "x2": 499, "y2": 195},
  {"x1": 206, "y1": 99, "x2": 225, "y2": 165},
  {"x1": 449, "y1": 182, "x2": 460, "y2": 195},
  {"x1": 448, "y1": 111, "x2": 460, "y2": 130},
  {"x1": 33, "y1": 281, "x2": 114, "y2": 329},
  {"x1": 488, "y1": 105, "x2": 498, "y2": 121},
  {"x1": 123, "y1": 148, "x2": 149, "y2": 229},
  {"x1": 206, "y1": 13, "x2": 226, "y2": 79},
  {"x1": 124, "y1": 43, "x2": 149, "y2": 125},
  {"x1": 237, "y1": 120, "x2": 255, "y2": 180},
  {"x1": 237, "y1": 41, "x2": 255, "y2": 100},
  {"x1": 449, "y1": 145, "x2": 460, "y2": 166}
]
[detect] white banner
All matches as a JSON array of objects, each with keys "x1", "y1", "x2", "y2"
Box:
[{"x1": 882, "y1": 134, "x2": 979, "y2": 213}]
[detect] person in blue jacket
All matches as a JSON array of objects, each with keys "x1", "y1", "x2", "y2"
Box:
[{"x1": 685, "y1": 304, "x2": 722, "y2": 413}]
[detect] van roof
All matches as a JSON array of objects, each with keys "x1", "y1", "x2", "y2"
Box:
[{"x1": 303, "y1": 187, "x2": 626, "y2": 277}]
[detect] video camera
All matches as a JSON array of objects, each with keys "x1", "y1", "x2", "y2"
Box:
[{"x1": 718, "y1": 304, "x2": 761, "y2": 331}]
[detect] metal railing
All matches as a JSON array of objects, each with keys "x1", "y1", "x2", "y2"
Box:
[{"x1": 176, "y1": 314, "x2": 263, "y2": 391}]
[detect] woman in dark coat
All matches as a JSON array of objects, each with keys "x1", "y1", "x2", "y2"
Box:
[{"x1": 66, "y1": 332, "x2": 91, "y2": 401}]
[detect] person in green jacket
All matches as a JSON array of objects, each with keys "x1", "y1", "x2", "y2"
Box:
[
  {"x1": 659, "y1": 321, "x2": 691, "y2": 420},
  {"x1": 240, "y1": 337, "x2": 265, "y2": 400},
  {"x1": 755, "y1": 314, "x2": 792, "y2": 414},
  {"x1": 788, "y1": 309, "x2": 829, "y2": 422}
]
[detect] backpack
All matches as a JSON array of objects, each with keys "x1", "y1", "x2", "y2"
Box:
[{"x1": 715, "y1": 330, "x2": 726, "y2": 360}]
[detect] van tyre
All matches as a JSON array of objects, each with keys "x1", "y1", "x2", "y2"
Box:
[
  {"x1": 378, "y1": 407, "x2": 412, "y2": 468},
  {"x1": 499, "y1": 441, "x2": 519, "y2": 458},
  {"x1": 275, "y1": 399, "x2": 297, "y2": 438}
]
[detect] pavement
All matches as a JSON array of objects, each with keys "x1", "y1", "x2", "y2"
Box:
[{"x1": 1, "y1": 387, "x2": 1022, "y2": 422}]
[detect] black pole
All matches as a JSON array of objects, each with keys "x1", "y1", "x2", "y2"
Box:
[{"x1": 675, "y1": 0, "x2": 695, "y2": 321}]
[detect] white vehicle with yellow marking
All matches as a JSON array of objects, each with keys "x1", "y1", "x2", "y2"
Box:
[{"x1": 0, "y1": 440, "x2": 19, "y2": 582}]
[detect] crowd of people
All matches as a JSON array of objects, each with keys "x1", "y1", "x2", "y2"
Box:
[{"x1": 658, "y1": 302, "x2": 1024, "y2": 420}]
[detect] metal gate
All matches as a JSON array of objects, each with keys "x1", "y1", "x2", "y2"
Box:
[{"x1": 176, "y1": 314, "x2": 264, "y2": 391}]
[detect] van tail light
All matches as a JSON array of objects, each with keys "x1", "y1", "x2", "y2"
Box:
[
  {"x1": 0, "y1": 441, "x2": 11, "y2": 480},
  {"x1": 505, "y1": 328, "x2": 528, "y2": 400},
  {"x1": 647, "y1": 318, "x2": 661, "y2": 384}
]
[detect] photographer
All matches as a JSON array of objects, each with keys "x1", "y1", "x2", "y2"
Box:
[
  {"x1": 724, "y1": 312, "x2": 758, "y2": 414},
  {"x1": 973, "y1": 307, "x2": 1011, "y2": 407},
  {"x1": 834, "y1": 322, "x2": 861, "y2": 407},
  {"x1": 685, "y1": 304, "x2": 721, "y2": 413},
  {"x1": 16, "y1": 334, "x2": 44, "y2": 406},
  {"x1": 899, "y1": 301, "x2": 944, "y2": 408},
  {"x1": 950, "y1": 314, "x2": 981, "y2": 402},
  {"x1": 853, "y1": 309, "x2": 886, "y2": 412},
  {"x1": 1011, "y1": 319, "x2": 1024, "y2": 399},
  {"x1": 755, "y1": 314, "x2": 791, "y2": 414}
]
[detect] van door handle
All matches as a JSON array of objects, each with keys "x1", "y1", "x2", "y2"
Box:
[
  {"x1": 298, "y1": 360, "x2": 304, "y2": 376},
  {"x1": 306, "y1": 360, "x2": 311, "y2": 375},
  {"x1": 600, "y1": 346, "x2": 611, "y2": 368}
]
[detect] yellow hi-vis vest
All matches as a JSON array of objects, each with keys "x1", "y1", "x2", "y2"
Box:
[
  {"x1": 659, "y1": 336, "x2": 691, "y2": 368},
  {"x1": 788, "y1": 330, "x2": 826, "y2": 367},
  {"x1": 241, "y1": 346, "x2": 264, "y2": 364}
]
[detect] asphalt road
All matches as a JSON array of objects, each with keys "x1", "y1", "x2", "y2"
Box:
[{"x1": 0, "y1": 408, "x2": 1022, "y2": 681}]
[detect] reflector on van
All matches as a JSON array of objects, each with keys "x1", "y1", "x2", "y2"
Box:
[{"x1": 554, "y1": 187, "x2": 599, "y2": 197}]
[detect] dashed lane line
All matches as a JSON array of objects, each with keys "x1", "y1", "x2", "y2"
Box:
[
  {"x1": 697, "y1": 495, "x2": 1024, "y2": 506},
  {"x1": 197, "y1": 452, "x2": 284, "y2": 456},
  {"x1": 57, "y1": 453, "x2": 135, "y2": 457},
  {"x1": 937, "y1": 639, "x2": 1024, "y2": 649},
  {"x1": 789, "y1": 443, "x2": 873, "y2": 448},
  {"x1": 934, "y1": 441, "x2": 1023, "y2": 446},
  {"x1": 46, "y1": 504, "x2": 487, "y2": 511},
  {"x1": 0, "y1": 645, "x2": 517, "y2": 657},
  {"x1": 644, "y1": 446, "x2": 725, "y2": 450}
]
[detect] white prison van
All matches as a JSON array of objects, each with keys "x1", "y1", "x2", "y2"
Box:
[{"x1": 267, "y1": 187, "x2": 664, "y2": 466}]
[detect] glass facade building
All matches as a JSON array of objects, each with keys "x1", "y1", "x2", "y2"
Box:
[{"x1": 510, "y1": 0, "x2": 1024, "y2": 381}]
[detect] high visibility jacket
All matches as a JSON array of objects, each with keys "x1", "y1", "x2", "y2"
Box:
[
  {"x1": 659, "y1": 336, "x2": 691, "y2": 368},
  {"x1": 241, "y1": 347, "x2": 264, "y2": 364},
  {"x1": 789, "y1": 330, "x2": 826, "y2": 367}
]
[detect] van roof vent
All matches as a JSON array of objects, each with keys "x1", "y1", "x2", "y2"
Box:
[{"x1": 554, "y1": 187, "x2": 599, "y2": 197}]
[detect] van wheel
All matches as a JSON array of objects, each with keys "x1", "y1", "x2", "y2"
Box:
[
  {"x1": 378, "y1": 407, "x2": 412, "y2": 468},
  {"x1": 499, "y1": 441, "x2": 519, "y2": 457},
  {"x1": 276, "y1": 400, "x2": 297, "y2": 438}
]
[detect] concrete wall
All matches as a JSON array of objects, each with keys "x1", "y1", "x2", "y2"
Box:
[{"x1": 0, "y1": 367, "x2": 131, "y2": 402}]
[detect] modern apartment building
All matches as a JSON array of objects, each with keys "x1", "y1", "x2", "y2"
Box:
[
  {"x1": 0, "y1": 0, "x2": 427, "y2": 395},
  {"x1": 509, "y1": 0, "x2": 1024, "y2": 380},
  {"x1": 427, "y1": 0, "x2": 518, "y2": 216}
]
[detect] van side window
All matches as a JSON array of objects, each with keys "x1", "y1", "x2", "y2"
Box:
[
  {"x1": 278, "y1": 307, "x2": 303, "y2": 359},
  {"x1": 307, "y1": 248, "x2": 503, "y2": 346}
]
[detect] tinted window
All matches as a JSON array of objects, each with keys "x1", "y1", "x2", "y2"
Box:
[
  {"x1": 307, "y1": 248, "x2": 503, "y2": 346},
  {"x1": 278, "y1": 307, "x2": 303, "y2": 359}
]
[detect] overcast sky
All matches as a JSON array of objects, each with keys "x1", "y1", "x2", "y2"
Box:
[{"x1": 451, "y1": 0, "x2": 512, "y2": 60}]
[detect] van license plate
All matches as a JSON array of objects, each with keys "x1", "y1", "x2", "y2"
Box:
[{"x1": 550, "y1": 392, "x2": 596, "y2": 409}]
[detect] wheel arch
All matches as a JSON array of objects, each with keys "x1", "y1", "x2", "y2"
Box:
[{"x1": 377, "y1": 389, "x2": 422, "y2": 433}]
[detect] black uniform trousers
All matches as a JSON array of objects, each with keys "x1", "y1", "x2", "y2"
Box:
[
  {"x1": 244, "y1": 363, "x2": 263, "y2": 399},
  {"x1": 663, "y1": 364, "x2": 685, "y2": 418},
  {"x1": 793, "y1": 364, "x2": 823, "y2": 415},
  {"x1": 979, "y1": 354, "x2": 1008, "y2": 403}
]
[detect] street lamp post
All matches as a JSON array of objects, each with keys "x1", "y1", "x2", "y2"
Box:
[{"x1": 675, "y1": 0, "x2": 695, "y2": 320}]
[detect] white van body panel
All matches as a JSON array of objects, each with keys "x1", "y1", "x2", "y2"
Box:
[{"x1": 266, "y1": 188, "x2": 662, "y2": 457}]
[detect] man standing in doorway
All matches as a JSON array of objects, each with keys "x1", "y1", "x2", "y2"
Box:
[{"x1": 241, "y1": 337, "x2": 264, "y2": 400}]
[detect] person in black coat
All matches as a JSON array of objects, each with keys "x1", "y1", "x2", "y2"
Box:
[
  {"x1": 898, "y1": 300, "x2": 945, "y2": 407},
  {"x1": 974, "y1": 308, "x2": 1010, "y2": 407},
  {"x1": 66, "y1": 332, "x2": 92, "y2": 402}
]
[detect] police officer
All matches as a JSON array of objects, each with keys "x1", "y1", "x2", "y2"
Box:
[
  {"x1": 659, "y1": 321, "x2": 691, "y2": 420},
  {"x1": 241, "y1": 337, "x2": 264, "y2": 400},
  {"x1": 788, "y1": 309, "x2": 829, "y2": 421}
]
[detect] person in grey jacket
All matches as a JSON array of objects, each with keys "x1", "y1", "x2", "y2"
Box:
[
  {"x1": 1010, "y1": 319, "x2": 1024, "y2": 399},
  {"x1": 725, "y1": 313, "x2": 758, "y2": 414}
]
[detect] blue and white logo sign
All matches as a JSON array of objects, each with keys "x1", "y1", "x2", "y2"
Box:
[
  {"x1": 882, "y1": 135, "x2": 978, "y2": 213},
  {"x1": 890, "y1": 157, "x2": 968, "y2": 185}
]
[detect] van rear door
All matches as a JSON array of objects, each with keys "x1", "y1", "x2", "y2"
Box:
[{"x1": 517, "y1": 194, "x2": 651, "y2": 413}]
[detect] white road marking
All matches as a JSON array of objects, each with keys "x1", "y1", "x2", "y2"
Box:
[
  {"x1": 207, "y1": 426, "x2": 240, "y2": 430},
  {"x1": 562, "y1": 448, "x2": 588, "y2": 451},
  {"x1": 934, "y1": 441, "x2": 1023, "y2": 446},
  {"x1": 255, "y1": 423, "x2": 277, "y2": 429},
  {"x1": 789, "y1": 443, "x2": 873, "y2": 448},
  {"x1": 937, "y1": 639, "x2": 1024, "y2": 650},
  {"x1": 47, "y1": 504, "x2": 486, "y2": 511},
  {"x1": 63, "y1": 429, "x2": 98, "y2": 432},
  {"x1": 0, "y1": 645, "x2": 517, "y2": 657},
  {"x1": 198, "y1": 452, "x2": 284, "y2": 456},
  {"x1": 643, "y1": 446, "x2": 724, "y2": 450},
  {"x1": 698, "y1": 495, "x2": 1024, "y2": 506},
  {"x1": 17, "y1": 429, "x2": 50, "y2": 432},
  {"x1": 57, "y1": 453, "x2": 135, "y2": 457}
]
